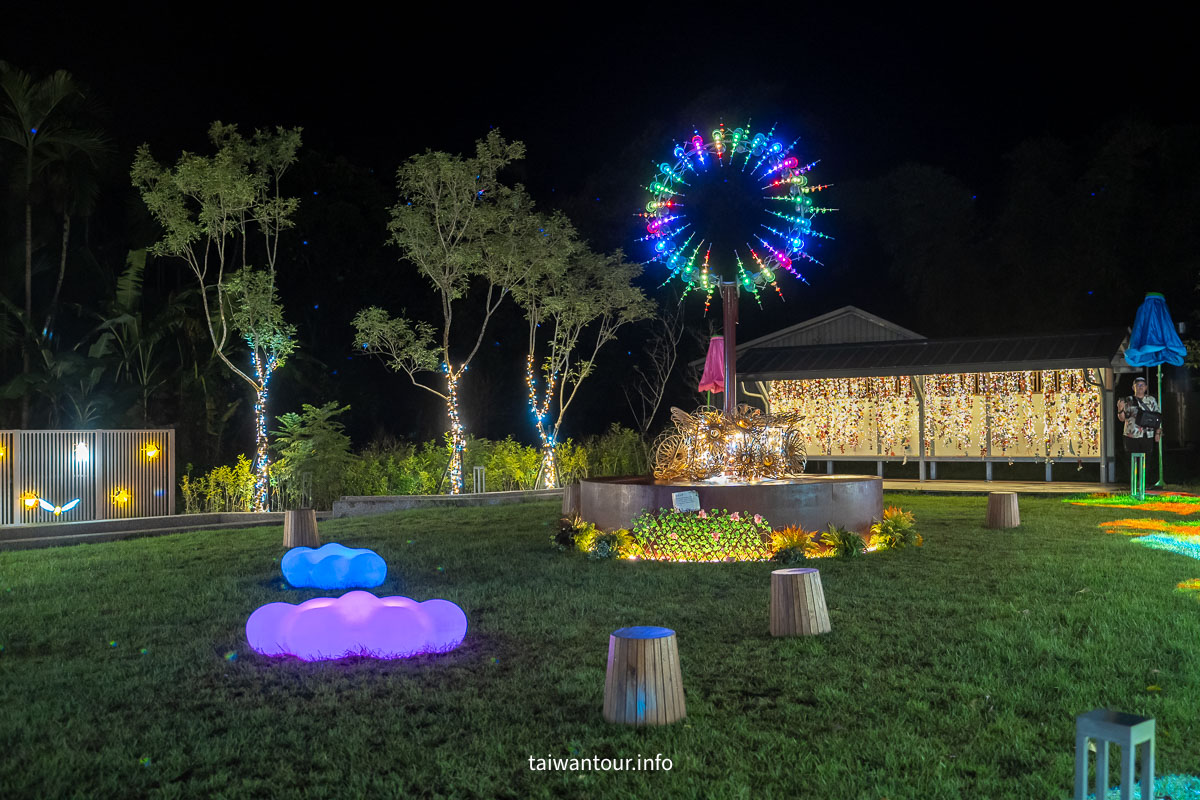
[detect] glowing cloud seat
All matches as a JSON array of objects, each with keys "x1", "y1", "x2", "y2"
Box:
[
  {"x1": 281, "y1": 543, "x2": 387, "y2": 589},
  {"x1": 246, "y1": 591, "x2": 467, "y2": 661}
]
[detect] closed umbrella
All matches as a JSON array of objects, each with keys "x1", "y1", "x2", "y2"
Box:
[
  {"x1": 698, "y1": 336, "x2": 725, "y2": 404},
  {"x1": 1124, "y1": 292, "x2": 1187, "y2": 486}
]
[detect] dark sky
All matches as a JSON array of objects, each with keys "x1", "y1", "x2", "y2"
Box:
[
  {"x1": 5, "y1": 11, "x2": 1197, "y2": 445},
  {"x1": 8, "y1": 11, "x2": 1195, "y2": 189}
]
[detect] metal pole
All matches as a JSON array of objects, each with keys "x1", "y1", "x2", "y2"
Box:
[
  {"x1": 1154, "y1": 364, "x2": 1164, "y2": 486},
  {"x1": 721, "y1": 282, "x2": 738, "y2": 417}
]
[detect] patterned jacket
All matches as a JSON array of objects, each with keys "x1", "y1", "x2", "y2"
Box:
[{"x1": 1122, "y1": 395, "x2": 1161, "y2": 439}]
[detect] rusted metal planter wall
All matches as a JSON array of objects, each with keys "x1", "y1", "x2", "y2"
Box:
[{"x1": 0, "y1": 430, "x2": 175, "y2": 525}]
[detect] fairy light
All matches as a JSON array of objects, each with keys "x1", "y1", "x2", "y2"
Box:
[
  {"x1": 248, "y1": 343, "x2": 279, "y2": 511},
  {"x1": 525, "y1": 354, "x2": 559, "y2": 489},
  {"x1": 640, "y1": 118, "x2": 832, "y2": 306},
  {"x1": 443, "y1": 363, "x2": 466, "y2": 494},
  {"x1": 769, "y1": 370, "x2": 1100, "y2": 460},
  {"x1": 652, "y1": 405, "x2": 807, "y2": 482},
  {"x1": 112, "y1": 488, "x2": 130, "y2": 505}
]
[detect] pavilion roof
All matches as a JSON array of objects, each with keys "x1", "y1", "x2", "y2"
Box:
[{"x1": 737, "y1": 329, "x2": 1129, "y2": 381}]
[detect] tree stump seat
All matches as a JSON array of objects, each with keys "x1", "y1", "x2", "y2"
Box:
[
  {"x1": 770, "y1": 568, "x2": 831, "y2": 636},
  {"x1": 283, "y1": 508, "x2": 320, "y2": 549},
  {"x1": 602, "y1": 626, "x2": 686, "y2": 726},
  {"x1": 985, "y1": 492, "x2": 1020, "y2": 529}
]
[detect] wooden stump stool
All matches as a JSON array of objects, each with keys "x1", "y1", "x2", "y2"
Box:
[
  {"x1": 283, "y1": 508, "x2": 320, "y2": 549},
  {"x1": 985, "y1": 492, "x2": 1020, "y2": 528},
  {"x1": 770, "y1": 568, "x2": 831, "y2": 636},
  {"x1": 603, "y1": 626, "x2": 686, "y2": 726}
]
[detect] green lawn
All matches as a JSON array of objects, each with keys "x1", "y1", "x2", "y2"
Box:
[{"x1": 2, "y1": 494, "x2": 1199, "y2": 799}]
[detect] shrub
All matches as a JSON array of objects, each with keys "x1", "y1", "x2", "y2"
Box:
[
  {"x1": 820, "y1": 524, "x2": 867, "y2": 559},
  {"x1": 630, "y1": 508, "x2": 773, "y2": 562},
  {"x1": 551, "y1": 515, "x2": 580, "y2": 552},
  {"x1": 589, "y1": 529, "x2": 635, "y2": 560},
  {"x1": 585, "y1": 423, "x2": 647, "y2": 477},
  {"x1": 179, "y1": 455, "x2": 256, "y2": 513},
  {"x1": 270, "y1": 402, "x2": 354, "y2": 510},
  {"x1": 770, "y1": 525, "x2": 816, "y2": 564},
  {"x1": 870, "y1": 506, "x2": 922, "y2": 550}
]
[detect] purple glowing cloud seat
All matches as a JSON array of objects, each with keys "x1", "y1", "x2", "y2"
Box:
[
  {"x1": 281, "y1": 543, "x2": 387, "y2": 589},
  {"x1": 246, "y1": 591, "x2": 467, "y2": 661}
]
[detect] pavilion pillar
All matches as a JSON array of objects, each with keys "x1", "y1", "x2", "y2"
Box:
[{"x1": 721, "y1": 282, "x2": 738, "y2": 417}]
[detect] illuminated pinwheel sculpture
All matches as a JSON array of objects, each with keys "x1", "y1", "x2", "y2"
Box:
[{"x1": 638, "y1": 121, "x2": 833, "y2": 310}]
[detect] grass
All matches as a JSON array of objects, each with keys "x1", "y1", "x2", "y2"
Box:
[{"x1": 2, "y1": 494, "x2": 1199, "y2": 799}]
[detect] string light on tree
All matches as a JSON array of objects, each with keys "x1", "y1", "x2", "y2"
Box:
[{"x1": 443, "y1": 363, "x2": 466, "y2": 495}]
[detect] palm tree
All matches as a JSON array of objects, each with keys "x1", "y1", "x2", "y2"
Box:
[{"x1": 0, "y1": 61, "x2": 109, "y2": 425}]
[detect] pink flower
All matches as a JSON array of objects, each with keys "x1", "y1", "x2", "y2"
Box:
[
  {"x1": 712, "y1": 531, "x2": 720, "y2": 542},
  {"x1": 668, "y1": 532, "x2": 678, "y2": 539},
  {"x1": 730, "y1": 512, "x2": 741, "y2": 522},
  {"x1": 697, "y1": 510, "x2": 707, "y2": 518}
]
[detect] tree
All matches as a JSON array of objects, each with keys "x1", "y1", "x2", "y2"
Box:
[
  {"x1": 623, "y1": 304, "x2": 686, "y2": 451},
  {"x1": 514, "y1": 228, "x2": 651, "y2": 487},
  {"x1": 271, "y1": 402, "x2": 353, "y2": 510},
  {"x1": 353, "y1": 131, "x2": 545, "y2": 494},
  {"x1": 131, "y1": 122, "x2": 301, "y2": 509},
  {"x1": 0, "y1": 62, "x2": 109, "y2": 424}
]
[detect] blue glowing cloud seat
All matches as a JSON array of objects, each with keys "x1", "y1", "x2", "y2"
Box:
[
  {"x1": 246, "y1": 591, "x2": 468, "y2": 661},
  {"x1": 281, "y1": 543, "x2": 387, "y2": 589}
]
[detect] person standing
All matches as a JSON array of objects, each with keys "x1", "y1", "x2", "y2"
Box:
[{"x1": 1116, "y1": 376, "x2": 1163, "y2": 456}]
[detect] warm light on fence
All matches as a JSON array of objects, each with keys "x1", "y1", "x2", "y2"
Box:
[
  {"x1": 142, "y1": 443, "x2": 159, "y2": 460},
  {"x1": 112, "y1": 488, "x2": 130, "y2": 505},
  {"x1": 21, "y1": 492, "x2": 39, "y2": 508}
]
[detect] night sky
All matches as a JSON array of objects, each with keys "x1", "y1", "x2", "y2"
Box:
[{"x1": 5, "y1": 12, "x2": 1197, "y2": 449}]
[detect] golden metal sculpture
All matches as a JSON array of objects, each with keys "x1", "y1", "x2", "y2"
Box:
[{"x1": 652, "y1": 404, "x2": 807, "y2": 482}]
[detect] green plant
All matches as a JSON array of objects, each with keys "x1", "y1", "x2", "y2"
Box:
[
  {"x1": 870, "y1": 505, "x2": 921, "y2": 550},
  {"x1": 769, "y1": 525, "x2": 815, "y2": 564},
  {"x1": 821, "y1": 524, "x2": 867, "y2": 559},
  {"x1": 550, "y1": 515, "x2": 580, "y2": 552},
  {"x1": 585, "y1": 423, "x2": 648, "y2": 477},
  {"x1": 588, "y1": 529, "x2": 635, "y2": 560},
  {"x1": 630, "y1": 508, "x2": 773, "y2": 562},
  {"x1": 571, "y1": 518, "x2": 601, "y2": 554},
  {"x1": 270, "y1": 402, "x2": 354, "y2": 510},
  {"x1": 179, "y1": 455, "x2": 256, "y2": 513}
]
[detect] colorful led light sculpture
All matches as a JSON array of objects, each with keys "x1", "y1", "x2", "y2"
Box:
[
  {"x1": 281, "y1": 543, "x2": 387, "y2": 589},
  {"x1": 245, "y1": 591, "x2": 467, "y2": 661},
  {"x1": 639, "y1": 120, "x2": 832, "y2": 308}
]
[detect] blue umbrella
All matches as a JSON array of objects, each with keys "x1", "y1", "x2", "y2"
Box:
[
  {"x1": 1124, "y1": 292, "x2": 1187, "y2": 486},
  {"x1": 1125, "y1": 292, "x2": 1186, "y2": 366}
]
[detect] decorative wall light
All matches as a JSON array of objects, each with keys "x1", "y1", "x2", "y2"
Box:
[
  {"x1": 0, "y1": 445, "x2": 6, "y2": 458},
  {"x1": 281, "y1": 543, "x2": 387, "y2": 589},
  {"x1": 73, "y1": 442, "x2": 89, "y2": 463},
  {"x1": 142, "y1": 443, "x2": 160, "y2": 460},
  {"x1": 112, "y1": 488, "x2": 131, "y2": 506},
  {"x1": 38, "y1": 498, "x2": 81, "y2": 516},
  {"x1": 20, "y1": 492, "x2": 39, "y2": 509},
  {"x1": 245, "y1": 591, "x2": 468, "y2": 661}
]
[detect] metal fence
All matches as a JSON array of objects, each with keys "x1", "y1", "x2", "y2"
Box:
[{"x1": 0, "y1": 430, "x2": 175, "y2": 525}]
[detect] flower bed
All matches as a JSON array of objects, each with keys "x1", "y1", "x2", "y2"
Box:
[{"x1": 557, "y1": 505, "x2": 921, "y2": 563}]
